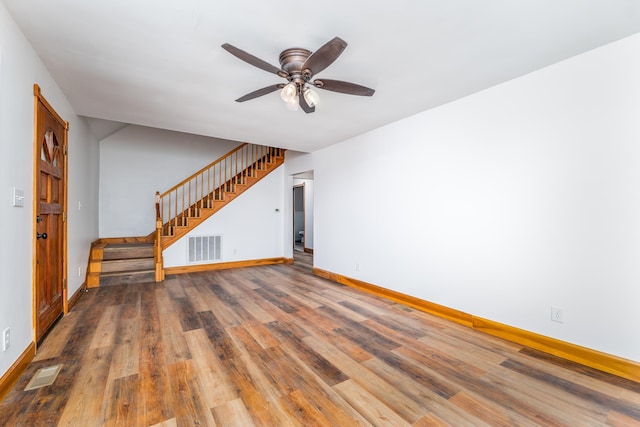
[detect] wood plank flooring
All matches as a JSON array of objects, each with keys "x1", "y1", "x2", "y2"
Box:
[{"x1": 1, "y1": 260, "x2": 639, "y2": 426}]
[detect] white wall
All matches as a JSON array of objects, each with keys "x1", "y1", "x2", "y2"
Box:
[
  {"x1": 0, "y1": 2, "x2": 99, "y2": 377},
  {"x1": 99, "y1": 126, "x2": 241, "y2": 237},
  {"x1": 67, "y1": 118, "x2": 100, "y2": 295},
  {"x1": 163, "y1": 166, "x2": 285, "y2": 267},
  {"x1": 313, "y1": 33, "x2": 640, "y2": 362}
]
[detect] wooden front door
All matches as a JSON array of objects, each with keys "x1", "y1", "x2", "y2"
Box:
[{"x1": 34, "y1": 85, "x2": 68, "y2": 341}]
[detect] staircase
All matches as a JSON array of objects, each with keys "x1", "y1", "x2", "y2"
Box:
[
  {"x1": 156, "y1": 144, "x2": 285, "y2": 247},
  {"x1": 87, "y1": 143, "x2": 285, "y2": 287},
  {"x1": 86, "y1": 237, "x2": 155, "y2": 288}
]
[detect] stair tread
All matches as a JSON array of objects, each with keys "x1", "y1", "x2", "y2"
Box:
[
  {"x1": 104, "y1": 243, "x2": 153, "y2": 249},
  {"x1": 100, "y1": 269, "x2": 155, "y2": 278},
  {"x1": 102, "y1": 257, "x2": 154, "y2": 262}
]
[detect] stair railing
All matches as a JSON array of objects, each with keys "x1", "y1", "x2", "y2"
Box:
[
  {"x1": 152, "y1": 143, "x2": 282, "y2": 282},
  {"x1": 156, "y1": 143, "x2": 281, "y2": 237}
]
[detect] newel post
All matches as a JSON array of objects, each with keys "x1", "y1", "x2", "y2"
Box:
[{"x1": 154, "y1": 191, "x2": 165, "y2": 282}]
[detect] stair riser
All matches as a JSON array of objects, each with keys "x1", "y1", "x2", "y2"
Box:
[
  {"x1": 103, "y1": 247, "x2": 153, "y2": 260},
  {"x1": 101, "y1": 258, "x2": 155, "y2": 273},
  {"x1": 100, "y1": 271, "x2": 156, "y2": 286}
]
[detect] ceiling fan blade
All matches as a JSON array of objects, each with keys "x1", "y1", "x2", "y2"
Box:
[
  {"x1": 302, "y1": 37, "x2": 347, "y2": 76},
  {"x1": 299, "y1": 92, "x2": 315, "y2": 114},
  {"x1": 235, "y1": 84, "x2": 283, "y2": 102},
  {"x1": 314, "y1": 79, "x2": 375, "y2": 96},
  {"x1": 222, "y1": 43, "x2": 287, "y2": 77}
]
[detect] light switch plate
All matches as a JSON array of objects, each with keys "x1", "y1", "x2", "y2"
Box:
[
  {"x1": 2, "y1": 327, "x2": 9, "y2": 351},
  {"x1": 12, "y1": 187, "x2": 24, "y2": 207}
]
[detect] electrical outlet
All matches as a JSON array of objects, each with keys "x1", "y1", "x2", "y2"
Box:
[
  {"x1": 78, "y1": 266, "x2": 82, "y2": 277},
  {"x1": 2, "y1": 327, "x2": 10, "y2": 351},
  {"x1": 551, "y1": 306, "x2": 564, "y2": 323}
]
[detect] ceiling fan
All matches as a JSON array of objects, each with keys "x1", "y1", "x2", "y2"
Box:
[{"x1": 222, "y1": 37, "x2": 375, "y2": 113}]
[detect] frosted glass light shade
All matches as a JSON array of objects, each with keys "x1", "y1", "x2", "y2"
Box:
[
  {"x1": 280, "y1": 82, "x2": 297, "y2": 102},
  {"x1": 303, "y1": 87, "x2": 319, "y2": 107}
]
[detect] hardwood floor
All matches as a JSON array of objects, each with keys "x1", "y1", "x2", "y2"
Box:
[{"x1": 1, "y1": 261, "x2": 639, "y2": 426}]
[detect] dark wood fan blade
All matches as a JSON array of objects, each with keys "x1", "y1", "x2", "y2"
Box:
[
  {"x1": 314, "y1": 79, "x2": 375, "y2": 96},
  {"x1": 299, "y1": 92, "x2": 315, "y2": 113},
  {"x1": 222, "y1": 43, "x2": 287, "y2": 77},
  {"x1": 235, "y1": 84, "x2": 282, "y2": 102},
  {"x1": 302, "y1": 37, "x2": 347, "y2": 76}
]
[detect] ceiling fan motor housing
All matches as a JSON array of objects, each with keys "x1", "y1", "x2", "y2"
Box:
[{"x1": 279, "y1": 48, "x2": 312, "y2": 81}]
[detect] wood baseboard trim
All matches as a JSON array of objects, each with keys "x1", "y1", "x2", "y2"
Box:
[
  {"x1": 313, "y1": 268, "x2": 473, "y2": 327},
  {"x1": 165, "y1": 257, "x2": 290, "y2": 275},
  {"x1": 0, "y1": 342, "x2": 36, "y2": 402},
  {"x1": 67, "y1": 282, "x2": 87, "y2": 311},
  {"x1": 312, "y1": 267, "x2": 640, "y2": 383},
  {"x1": 303, "y1": 248, "x2": 314, "y2": 254}
]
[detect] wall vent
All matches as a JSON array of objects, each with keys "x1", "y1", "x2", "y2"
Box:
[{"x1": 188, "y1": 235, "x2": 222, "y2": 263}]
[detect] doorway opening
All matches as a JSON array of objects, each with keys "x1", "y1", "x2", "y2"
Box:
[
  {"x1": 292, "y1": 172, "x2": 314, "y2": 270},
  {"x1": 293, "y1": 184, "x2": 305, "y2": 253}
]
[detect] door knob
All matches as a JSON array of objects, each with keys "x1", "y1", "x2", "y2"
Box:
[{"x1": 37, "y1": 232, "x2": 48, "y2": 240}]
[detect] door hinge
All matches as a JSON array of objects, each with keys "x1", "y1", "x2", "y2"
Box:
[
  {"x1": 63, "y1": 278, "x2": 67, "y2": 289},
  {"x1": 63, "y1": 145, "x2": 68, "y2": 155},
  {"x1": 63, "y1": 211, "x2": 67, "y2": 222}
]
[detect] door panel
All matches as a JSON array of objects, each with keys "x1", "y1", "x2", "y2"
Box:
[{"x1": 34, "y1": 87, "x2": 67, "y2": 341}]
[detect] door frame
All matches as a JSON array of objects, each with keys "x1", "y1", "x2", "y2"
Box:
[
  {"x1": 32, "y1": 84, "x2": 69, "y2": 344},
  {"x1": 292, "y1": 183, "x2": 305, "y2": 251}
]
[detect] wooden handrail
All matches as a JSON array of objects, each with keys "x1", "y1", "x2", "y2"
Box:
[{"x1": 159, "y1": 143, "x2": 249, "y2": 198}]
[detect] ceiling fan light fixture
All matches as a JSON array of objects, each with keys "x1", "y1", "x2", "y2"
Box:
[
  {"x1": 280, "y1": 82, "x2": 297, "y2": 102},
  {"x1": 303, "y1": 86, "x2": 319, "y2": 108}
]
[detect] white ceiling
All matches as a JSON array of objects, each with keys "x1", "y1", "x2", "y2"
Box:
[{"x1": 3, "y1": 0, "x2": 640, "y2": 152}]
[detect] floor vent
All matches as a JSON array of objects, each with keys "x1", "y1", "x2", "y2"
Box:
[
  {"x1": 24, "y1": 364, "x2": 63, "y2": 391},
  {"x1": 188, "y1": 235, "x2": 222, "y2": 263}
]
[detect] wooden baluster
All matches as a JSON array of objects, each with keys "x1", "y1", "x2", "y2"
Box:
[
  {"x1": 173, "y1": 190, "x2": 177, "y2": 228},
  {"x1": 232, "y1": 152, "x2": 236, "y2": 185},
  {"x1": 243, "y1": 145, "x2": 247, "y2": 178},
  {"x1": 207, "y1": 167, "x2": 211, "y2": 207},
  {"x1": 155, "y1": 191, "x2": 161, "y2": 222}
]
